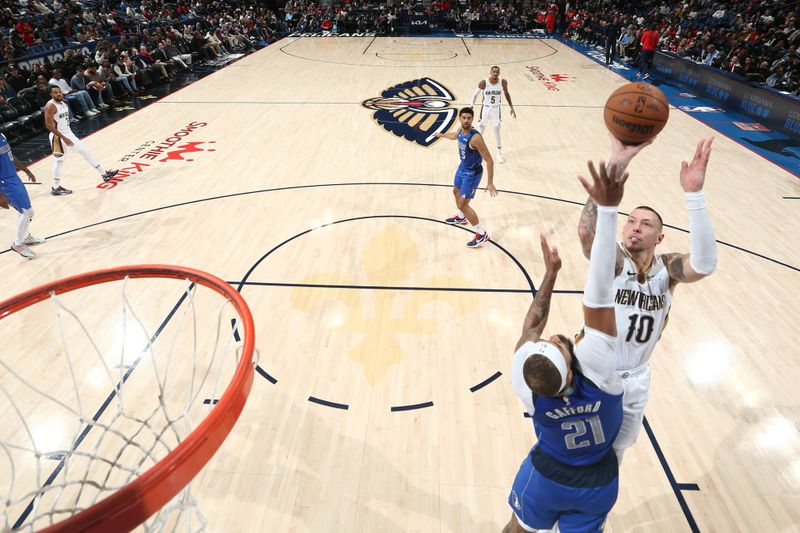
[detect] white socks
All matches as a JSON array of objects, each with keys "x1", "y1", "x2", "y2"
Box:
[
  {"x1": 15, "y1": 208, "x2": 33, "y2": 245},
  {"x1": 52, "y1": 158, "x2": 63, "y2": 188},
  {"x1": 53, "y1": 148, "x2": 106, "y2": 186}
]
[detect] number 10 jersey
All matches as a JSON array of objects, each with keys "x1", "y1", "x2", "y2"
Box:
[{"x1": 613, "y1": 243, "x2": 673, "y2": 371}]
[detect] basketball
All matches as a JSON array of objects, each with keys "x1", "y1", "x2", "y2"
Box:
[{"x1": 604, "y1": 82, "x2": 670, "y2": 144}]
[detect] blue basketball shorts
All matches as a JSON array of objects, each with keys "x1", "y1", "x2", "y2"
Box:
[
  {"x1": 508, "y1": 454, "x2": 618, "y2": 532},
  {"x1": 453, "y1": 166, "x2": 483, "y2": 199},
  {"x1": 0, "y1": 174, "x2": 31, "y2": 213}
]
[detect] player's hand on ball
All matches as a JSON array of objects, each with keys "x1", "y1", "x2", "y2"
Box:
[
  {"x1": 485, "y1": 183, "x2": 498, "y2": 197},
  {"x1": 540, "y1": 234, "x2": 561, "y2": 273},
  {"x1": 609, "y1": 133, "x2": 653, "y2": 174}
]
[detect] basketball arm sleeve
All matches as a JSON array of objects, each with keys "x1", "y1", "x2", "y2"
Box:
[
  {"x1": 582, "y1": 206, "x2": 617, "y2": 308},
  {"x1": 470, "y1": 87, "x2": 481, "y2": 107},
  {"x1": 685, "y1": 191, "x2": 718, "y2": 275}
]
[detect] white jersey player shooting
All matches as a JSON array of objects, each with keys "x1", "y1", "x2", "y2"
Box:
[
  {"x1": 470, "y1": 65, "x2": 516, "y2": 164},
  {"x1": 578, "y1": 135, "x2": 719, "y2": 462}
]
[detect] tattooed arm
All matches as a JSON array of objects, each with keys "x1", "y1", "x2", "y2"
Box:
[
  {"x1": 578, "y1": 196, "x2": 625, "y2": 275},
  {"x1": 515, "y1": 236, "x2": 561, "y2": 351},
  {"x1": 577, "y1": 135, "x2": 652, "y2": 270},
  {"x1": 662, "y1": 252, "x2": 710, "y2": 289}
]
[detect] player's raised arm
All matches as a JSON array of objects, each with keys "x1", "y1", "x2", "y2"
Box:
[
  {"x1": 578, "y1": 161, "x2": 627, "y2": 337},
  {"x1": 514, "y1": 235, "x2": 562, "y2": 352},
  {"x1": 577, "y1": 135, "x2": 651, "y2": 262},
  {"x1": 469, "y1": 132, "x2": 496, "y2": 196},
  {"x1": 663, "y1": 137, "x2": 718, "y2": 287}
]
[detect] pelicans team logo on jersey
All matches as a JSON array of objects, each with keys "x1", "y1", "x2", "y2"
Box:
[{"x1": 362, "y1": 78, "x2": 457, "y2": 147}]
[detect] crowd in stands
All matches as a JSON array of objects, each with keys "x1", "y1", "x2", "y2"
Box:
[
  {"x1": 2, "y1": 0, "x2": 798, "y2": 134},
  {"x1": 0, "y1": 0, "x2": 281, "y2": 139},
  {"x1": 561, "y1": 0, "x2": 800, "y2": 95},
  {"x1": 278, "y1": 0, "x2": 799, "y2": 96}
]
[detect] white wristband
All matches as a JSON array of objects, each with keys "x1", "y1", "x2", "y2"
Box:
[{"x1": 684, "y1": 190, "x2": 706, "y2": 210}]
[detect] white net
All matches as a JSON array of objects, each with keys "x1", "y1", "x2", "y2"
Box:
[{"x1": 0, "y1": 274, "x2": 250, "y2": 532}]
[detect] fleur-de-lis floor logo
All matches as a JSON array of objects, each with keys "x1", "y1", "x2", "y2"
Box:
[
  {"x1": 362, "y1": 77, "x2": 457, "y2": 147},
  {"x1": 290, "y1": 224, "x2": 478, "y2": 385}
]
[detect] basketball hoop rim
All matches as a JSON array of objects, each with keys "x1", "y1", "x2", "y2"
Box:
[{"x1": 0, "y1": 265, "x2": 256, "y2": 533}]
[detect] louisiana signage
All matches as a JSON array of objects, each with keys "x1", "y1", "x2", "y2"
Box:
[{"x1": 653, "y1": 51, "x2": 800, "y2": 137}]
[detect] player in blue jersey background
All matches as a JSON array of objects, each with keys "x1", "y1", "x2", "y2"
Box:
[
  {"x1": 0, "y1": 133, "x2": 44, "y2": 259},
  {"x1": 503, "y1": 160, "x2": 629, "y2": 533},
  {"x1": 434, "y1": 107, "x2": 496, "y2": 248}
]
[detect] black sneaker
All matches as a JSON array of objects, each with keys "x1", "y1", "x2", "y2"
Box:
[
  {"x1": 51, "y1": 186, "x2": 73, "y2": 196},
  {"x1": 102, "y1": 169, "x2": 119, "y2": 182},
  {"x1": 467, "y1": 232, "x2": 490, "y2": 248}
]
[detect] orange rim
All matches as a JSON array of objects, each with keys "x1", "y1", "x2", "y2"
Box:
[{"x1": 0, "y1": 265, "x2": 255, "y2": 533}]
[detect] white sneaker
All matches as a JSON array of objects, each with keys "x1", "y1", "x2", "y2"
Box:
[
  {"x1": 11, "y1": 243, "x2": 36, "y2": 259},
  {"x1": 21, "y1": 234, "x2": 45, "y2": 246},
  {"x1": 497, "y1": 153, "x2": 505, "y2": 164},
  {"x1": 99, "y1": 103, "x2": 110, "y2": 109},
  {"x1": 87, "y1": 109, "x2": 101, "y2": 116}
]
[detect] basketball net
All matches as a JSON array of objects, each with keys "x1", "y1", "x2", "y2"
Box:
[{"x1": 0, "y1": 267, "x2": 255, "y2": 532}]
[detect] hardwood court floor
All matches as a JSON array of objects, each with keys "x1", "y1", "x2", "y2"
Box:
[{"x1": 1, "y1": 37, "x2": 799, "y2": 532}]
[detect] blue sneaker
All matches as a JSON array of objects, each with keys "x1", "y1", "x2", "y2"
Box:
[
  {"x1": 445, "y1": 215, "x2": 468, "y2": 225},
  {"x1": 467, "y1": 232, "x2": 489, "y2": 248}
]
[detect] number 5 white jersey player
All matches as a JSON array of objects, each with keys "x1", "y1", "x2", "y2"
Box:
[
  {"x1": 578, "y1": 136, "x2": 718, "y2": 461},
  {"x1": 470, "y1": 65, "x2": 515, "y2": 163}
]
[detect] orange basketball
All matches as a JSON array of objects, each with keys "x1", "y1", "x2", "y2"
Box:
[{"x1": 603, "y1": 82, "x2": 669, "y2": 144}]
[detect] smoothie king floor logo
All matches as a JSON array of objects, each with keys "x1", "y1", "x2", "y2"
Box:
[
  {"x1": 525, "y1": 66, "x2": 575, "y2": 90},
  {"x1": 99, "y1": 121, "x2": 216, "y2": 189}
]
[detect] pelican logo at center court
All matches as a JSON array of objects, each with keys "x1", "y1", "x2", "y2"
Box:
[{"x1": 362, "y1": 78, "x2": 457, "y2": 147}]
